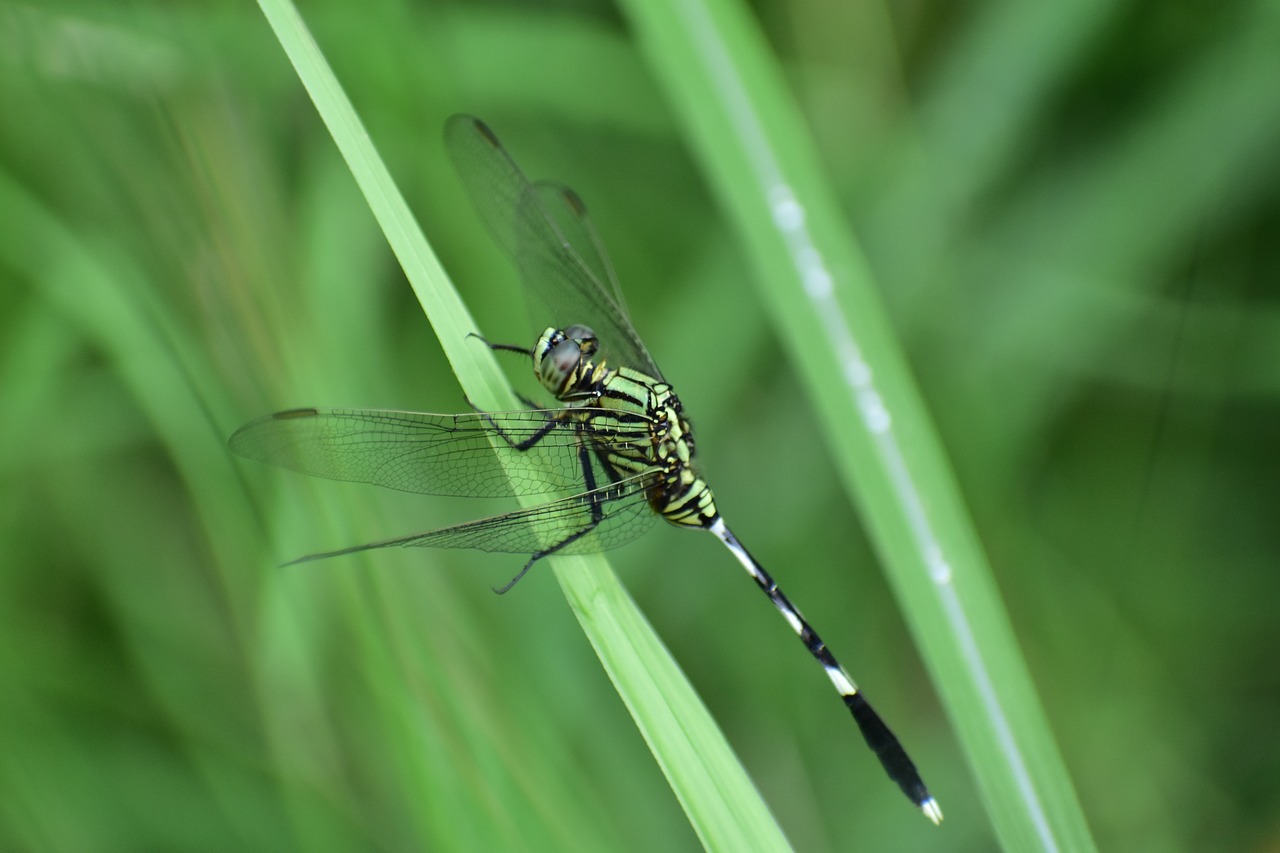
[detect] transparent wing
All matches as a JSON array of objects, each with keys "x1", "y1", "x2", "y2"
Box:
[
  {"x1": 285, "y1": 471, "x2": 660, "y2": 564},
  {"x1": 444, "y1": 113, "x2": 662, "y2": 378},
  {"x1": 229, "y1": 406, "x2": 653, "y2": 498},
  {"x1": 532, "y1": 180, "x2": 630, "y2": 320}
]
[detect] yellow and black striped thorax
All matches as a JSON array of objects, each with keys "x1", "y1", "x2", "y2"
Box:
[{"x1": 533, "y1": 325, "x2": 718, "y2": 529}]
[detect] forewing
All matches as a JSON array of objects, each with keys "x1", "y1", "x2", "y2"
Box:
[
  {"x1": 524, "y1": 180, "x2": 659, "y2": 376},
  {"x1": 228, "y1": 407, "x2": 648, "y2": 498},
  {"x1": 444, "y1": 114, "x2": 662, "y2": 378}
]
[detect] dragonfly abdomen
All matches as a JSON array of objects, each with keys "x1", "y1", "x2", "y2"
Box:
[{"x1": 649, "y1": 471, "x2": 717, "y2": 529}]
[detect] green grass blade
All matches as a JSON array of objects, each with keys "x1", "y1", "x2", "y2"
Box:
[
  {"x1": 620, "y1": 0, "x2": 1098, "y2": 847},
  {"x1": 252, "y1": 0, "x2": 789, "y2": 848}
]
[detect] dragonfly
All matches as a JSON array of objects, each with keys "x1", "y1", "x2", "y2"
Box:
[{"x1": 230, "y1": 114, "x2": 941, "y2": 824}]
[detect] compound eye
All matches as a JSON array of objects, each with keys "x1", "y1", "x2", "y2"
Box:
[
  {"x1": 538, "y1": 336, "x2": 582, "y2": 390},
  {"x1": 564, "y1": 324, "x2": 599, "y2": 356}
]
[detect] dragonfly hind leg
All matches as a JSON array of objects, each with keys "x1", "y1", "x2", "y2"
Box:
[
  {"x1": 491, "y1": 519, "x2": 598, "y2": 594},
  {"x1": 493, "y1": 438, "x2": 610, "y2": 594}
]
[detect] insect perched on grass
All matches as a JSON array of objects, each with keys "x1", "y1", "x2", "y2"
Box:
[{"x1": 230, "y1": 115, "x2": 940, "y2": 823}]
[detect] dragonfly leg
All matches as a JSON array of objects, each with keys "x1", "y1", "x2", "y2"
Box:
[
  {"x1": 492, "y1": 515, "x2": 597, "y2": 594},
  {"x1": 493, "y1": 437, "x2": 611, "y2": 595},
  {"x1": 591, "y1": 443, "x2": 629, "y2": 488},
  {"x1": 492, "y1": 554, "x2": 540, "y2": 594},
  {"x1": 463, "y1": 391, "x2": 545, "y2": 414},
  {"x1": 473, "y1": 406, "x2": 571, "y2": 451},
  {"x1": 513, "y1": 391, "x2": 543, "y2": 409},
  {"x1": 464, "y1": 333, "x2": 542, "y2": 407},
  {"x1": 467, "y1": 331, "x2": 531, "y2": 357}
]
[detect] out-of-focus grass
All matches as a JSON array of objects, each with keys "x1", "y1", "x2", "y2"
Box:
[{"x1": 1, "y1": 1, "x2": 1278, "y2": 851}]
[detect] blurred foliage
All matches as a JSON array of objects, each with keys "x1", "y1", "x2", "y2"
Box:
[{"x1": 1, "y1": 0, "x2": 1278, "y2": 850}]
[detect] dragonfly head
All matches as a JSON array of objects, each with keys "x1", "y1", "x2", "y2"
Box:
[{"x1": 534, "y1": 324, "x2": 599, "y2": 396}]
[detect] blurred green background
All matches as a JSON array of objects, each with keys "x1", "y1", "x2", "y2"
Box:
[{"x1": 2, "y1": 0, "x2": 1278, "y2": 850}]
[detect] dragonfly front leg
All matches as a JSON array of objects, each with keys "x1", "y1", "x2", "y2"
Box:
[
  {"x1": 467, "y1": 333, "x2": 548, "y2": 409},
  {"x1": 467, "y1": 331, "x2": 532, "y2": 358}
]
